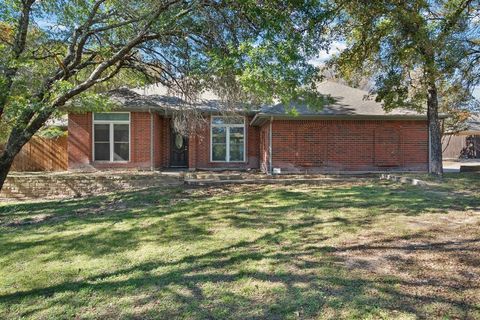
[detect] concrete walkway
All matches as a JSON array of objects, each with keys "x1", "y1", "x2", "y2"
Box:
[{"x1": 443, "y1": 160, "x2": 480, "y2": 173}]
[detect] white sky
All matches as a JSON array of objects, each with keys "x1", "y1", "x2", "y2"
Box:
[
  {"x1": 473, "y1": 87, "x2": 480, "y2": 100},
  {"x1": 36, "y1": 18, "x2": 68, "y2": 31},
  {"x1": 309, "y1": 41, "x2": 347, "y2": 66}
]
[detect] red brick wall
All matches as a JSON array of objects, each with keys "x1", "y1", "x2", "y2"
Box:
[
  {"x1": 270, "y1": 120, "x2": 428, "y2": 172},
  {"x1": 69, "y1": 113, "x2": 428, "y2": 173},
  {"x1": 68, "y1": 112, "x2": 164, "y2": 170},
  {"x1": 130, "y1": 112, "x2": 152, "y2": 168},
  {"x1": 68, "y1": 113, "x2": 92, "y2": 169},
  {"x1": 188, "y1": 116, "x2": 260, "y2": 170},
  {"x1": 156, "y1": 116, "x2": 170, "y2": 167}
]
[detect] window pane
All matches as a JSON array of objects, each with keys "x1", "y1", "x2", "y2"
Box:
[
  {"x1": 212, "y1": 144, "x2": 226, "y2": 161},
  {"x1": 229, "y1": 144, "x2": 244, "y2": 161},
  {"x1": 229, "y1": 127, "x2": 244, "y2": 161},
  {"x1": 94, "y1": 113, "x2": 129, "y2": 121},
  {"x1": 229, "y1": 127, "x2": 244, "y2": 144},
  {"x1": 94, "y1": 124, "x2": 110, "y2": 142},
  {"x1": 114, "y1": 143, "x2": 129, "y2": 161},
  {"x1": 212, "y1": 116, "x2": 244, "y2": 125},
  {"x1": 212, "y1": 127, "x2": 226, "y2": 143},
  {"x1": 114, "y1": 124, "x2": 129, "y2": 142},
  {"x1": 94, "y1": 142, "x2": 110, "y2": 161},
  {"x1": 174, "y1": 134, "x2": 184, "y2": 149},
  {"x1": 211, "y1": 117, "x2": 226, "y2": 125},
  {"x1": 226, "y1": 117, "x2": 244, "y2": 125}
]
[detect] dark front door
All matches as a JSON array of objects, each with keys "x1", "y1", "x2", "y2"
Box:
[{"x1": 170, "y1": 132, "x2": 188, "y2": 167}]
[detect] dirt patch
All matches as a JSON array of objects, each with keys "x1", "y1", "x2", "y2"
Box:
[
  {"x1": 332, "y1": 210, "x2": 480, "y2": 317},
  {"x1": 4, "y1": 213, "x2": 54, "y2": 227}
]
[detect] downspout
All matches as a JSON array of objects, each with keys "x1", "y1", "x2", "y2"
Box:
[
  {"x1": 149, "y1": 109, "x2": 154, "y2": 171},
  {"x1": 269, "y1": 116, "x2": 273, "y2": 175}
]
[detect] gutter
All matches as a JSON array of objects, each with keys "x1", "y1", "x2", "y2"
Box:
[
  {"x1": 249, "y1": 113, "x2": 261, "y2": 126},
  {"x1": 250, "y1": 113, "x2": 448, "y2": 127}
]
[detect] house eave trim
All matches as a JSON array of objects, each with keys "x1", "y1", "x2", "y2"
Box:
[{"x1": 249, "y1": 113, "x2": 444, "y2": 126}]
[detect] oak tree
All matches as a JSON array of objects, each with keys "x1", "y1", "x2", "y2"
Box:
[
  {"x1": 0, "y1": 0, "x2": 331, "y2": 189},
  {"x1": 329, "y1": 0, "x2": 480, "y2": 175}
]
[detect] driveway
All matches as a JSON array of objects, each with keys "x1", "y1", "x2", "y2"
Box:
[{"x1": 443, "y1": 159, "x2": 480, "y2": 172}]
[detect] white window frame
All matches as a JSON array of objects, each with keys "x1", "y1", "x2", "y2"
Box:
[
  {"x1": 92, "y1": 112, "x2": 131, "y2": 163},
  {"x1": 210, "y1": 116, "x2": 246, "y2": 163}
]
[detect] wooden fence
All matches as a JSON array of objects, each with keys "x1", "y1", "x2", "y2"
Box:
[{"x1": 0, "y1": 136, "x2": 68, "y2": 172}]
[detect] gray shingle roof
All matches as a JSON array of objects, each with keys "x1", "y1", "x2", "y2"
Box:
[
  {"x1": 107, "y1": 87, "x2": 254, "y2": 114},
  {"x1": 106, "y1": 81, "x2": 437, "y2": 124},
  {"x1": 260, "y1": 81, "x2": 423, "y2": 117}
]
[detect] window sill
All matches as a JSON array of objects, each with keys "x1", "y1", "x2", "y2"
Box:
[
  {"x1": 92, "y1": 161, "x2": 130, "y2": 164},
  {"x1": 209, "y1": 161, "x2": 247, "y2": 164}
]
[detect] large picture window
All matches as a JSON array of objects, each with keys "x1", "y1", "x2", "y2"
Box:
[
  {"x1": 211, "y1": 116, "x2": 245, "y2": 162},
  {"x1": 93, "y1": 113, "x2": 130, "y2": 162}
]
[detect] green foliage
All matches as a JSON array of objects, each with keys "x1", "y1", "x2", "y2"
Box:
[
  {"x1": 329, "y1": 0, "x2": 480, "y2": 114},
  {"x1": 0, "y1": 0, "x2": 339, "y2": 183},
  {"x1": 0, "y1": 0, "x2": 334, "y2": 138},
  {"x1": 37, "y1": 125, "x2": 67, "y2": 138},
  {"x1": 65, "y1": 91, "x2": 117, "y2": 113}
]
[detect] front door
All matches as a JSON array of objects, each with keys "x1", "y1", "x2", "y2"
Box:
[{"x1": 170, "y1": 132, "x2": 188, "y2": 167}]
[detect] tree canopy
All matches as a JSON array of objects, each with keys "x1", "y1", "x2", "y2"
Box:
[
  {"x1": 0, "y1": 0, "x2": 332, "y2": 188},
  {"x1": 327, "y1": 0, "x2": 480, "y2": 174},
  {"x1": 1, "y1": 0, "x2": 478, "y2": 186}
]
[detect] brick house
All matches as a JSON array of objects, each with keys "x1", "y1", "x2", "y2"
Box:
[{"x1": 68, "y1": 81, "x2": 433, "y2": 173}]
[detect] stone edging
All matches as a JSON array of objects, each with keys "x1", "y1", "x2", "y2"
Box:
[{"x1": 1, "y1": 173, "x2": 182, "y2": 200}]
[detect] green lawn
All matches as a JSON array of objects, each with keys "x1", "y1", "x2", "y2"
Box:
[{"x1": 1, "y1": 174, "x2": 479, "y2": 319}]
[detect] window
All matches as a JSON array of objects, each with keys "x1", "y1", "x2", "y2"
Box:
[
  {"x1": 211, "y1": 116, "x2": 245, "y2": 162},
  {"x1": 93, "y1": 113, "x2": 130, "y2": 162}
]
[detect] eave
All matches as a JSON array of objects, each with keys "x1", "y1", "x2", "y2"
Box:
[{"x1": 250, "y1": 113, "x2": 448, "y2": 127}]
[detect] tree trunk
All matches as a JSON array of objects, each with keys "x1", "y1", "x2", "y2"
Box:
[
  {"x1": 0, "y1": 152, "x2": 16, "y2": 192},
  {"x1": 0, "y1": 127, "x2": 38, "y2": 191},
  {"x1": 427, "y1": 85, "x2": 443, "y2": 175}
]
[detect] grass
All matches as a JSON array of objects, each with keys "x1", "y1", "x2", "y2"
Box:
[
  {"x1": 403, "y1": 172, "x2": 480, "y2": 191},
  {"x1": 0, "y1": 174, "x2": 479, "y2": 319}
]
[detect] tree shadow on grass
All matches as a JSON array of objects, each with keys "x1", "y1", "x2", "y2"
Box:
[
  {"x1": 0, "y1": 181, "x2": 479, "y2": 318},
  {"x1": 1, "y1": 182, "x2": 477, "y2": 228},
  {"x1": 1, "y1": 181, "x2": 479, "y2": 259},
  {"x1": 1, "y1": 218, "x2": 479, "y2": 319}
]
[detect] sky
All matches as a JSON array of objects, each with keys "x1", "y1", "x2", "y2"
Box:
[
  {"x1": 309, "y1": 41, "x2": 347, "y2": 66},
  {"x1": 474, "y1": 87, "x2": 480, "y2": 101},
  {"x1": 36, "y1": 18, "x2": 68, "y2": 31}
]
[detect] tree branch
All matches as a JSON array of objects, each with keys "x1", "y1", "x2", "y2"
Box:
[
  {"x1": 48, "y1": 0, "x2": 182, "y2": 109},
  {"x1": 438, "y1": 0, "x2": 474, "y2": 42},
  {"x1": 0, "y1": 0, "x2": 36, "y2": 117}
]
